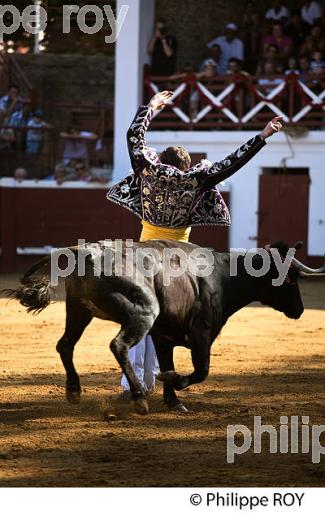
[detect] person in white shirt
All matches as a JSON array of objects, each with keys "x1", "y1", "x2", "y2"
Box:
[
  {"x1": 301, "y1": 0, "x2": 322, "y2": 25},
  {"x1": 265, "y1": 0, "x2": 290, "y2": 24},
  {"x1": 207, "y1": 23, "x2": 244, "y2": 74}
]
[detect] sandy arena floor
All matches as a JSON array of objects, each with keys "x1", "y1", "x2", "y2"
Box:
[{"x1": 0, "y1": 275, "x2": 324, "y2": 487}]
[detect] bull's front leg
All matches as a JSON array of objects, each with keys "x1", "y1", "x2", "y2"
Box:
[
  {"x1": 158, "y1": 325, "x2": 213, "y2": 393},
  {"x1": 153, "y1": 338, "x2": 188, "y2": 413}
]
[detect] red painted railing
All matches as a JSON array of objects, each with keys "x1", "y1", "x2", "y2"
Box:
[{"x1": 144, "y1": 71, "x2": 325, "y2": 130}]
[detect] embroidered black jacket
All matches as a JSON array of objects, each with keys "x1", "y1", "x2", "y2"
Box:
[{"x1": 107, "y1": 105, "x2": 266, "y2": 228}]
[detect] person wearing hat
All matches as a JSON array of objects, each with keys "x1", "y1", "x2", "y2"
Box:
[
  {"x1": 207, "y1": 23, "x2": 244, "y2": 74},
  {"x1": 26, "y1": 108, "x2": 49, "y2": 155}
]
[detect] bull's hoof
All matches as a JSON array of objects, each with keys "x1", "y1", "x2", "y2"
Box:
[
  {"x1": 168, "y1": 402, "x2": 189, "y2": 414},
  {"x1": 66, "y1": 390, "x2": 81, "y2": 404},
  {"x1": 157, "y1": 370, "x2": 180, "y2": 385},
  {"x1": 133, "y1": 397, "x2": 149, "y2": 415}
]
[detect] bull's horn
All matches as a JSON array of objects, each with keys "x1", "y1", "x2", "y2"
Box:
[
  {"x1": 290, "y1": 240, "x2": 325, "y2": 275},
  {"x1": 291, "y1": 256, "x2": 325, "y2": 275}
]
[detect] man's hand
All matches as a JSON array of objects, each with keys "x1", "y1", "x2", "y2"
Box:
[
  {"x1": 149, "y1": 91, "x2": 173, "y2": 111},
  {"x1": 261, "y1": 116, "x2": 283, "y2": 139}
]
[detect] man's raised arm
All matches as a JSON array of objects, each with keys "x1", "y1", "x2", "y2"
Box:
[
  {"x1": 201, "y1": 116, "x2": 283, "y2": 190},
  {"x1": 127, "y1": 91, "x2": 173, "y2": 171}
]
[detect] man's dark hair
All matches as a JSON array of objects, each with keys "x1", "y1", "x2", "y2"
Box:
[
  {"x1": 160, "y1": 146, "x2": 191, "y2": 171},
  {"x1": 229, "y1": 57, "x2": 241, "y2": 65}
]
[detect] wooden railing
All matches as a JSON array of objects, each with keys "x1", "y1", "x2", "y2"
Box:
[
  {"x1": 0, "y1": 51, "x2": 36, "y2": 103},
  {"x1": 144, "y1": 71, "x2": 325, "y2": 130}
]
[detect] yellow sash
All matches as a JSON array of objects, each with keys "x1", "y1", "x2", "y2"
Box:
[{"x1": 140, "y1": 220, "x2": 191, "y2": 243}]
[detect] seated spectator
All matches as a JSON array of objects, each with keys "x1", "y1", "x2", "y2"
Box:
[
  {"x1": 74, "y1": 161, "x2": 92, "y2": 182},
  {"x1": 299, "y1": 55, "x2": 313, "y2": 85},
  {"x1": 310, "y1": 50, "x2": 325, "y2": 72},
  {"x1": 286, "y1": 11, "x2": 310, "y2": 48},
  {"x1": 147, "y1": 19, "x2": 177, "y2": 76},
  {"x1": 242, "y1": 0, "x2": 261, "y2": 72},
  {"x1": 196, "y1": 59, "x2": 219, "y2": 80},
  {"x1": 0, "y1": 85, "x2": 23, "y2": 119},
  {"x1": 9, "y1": 99, "x2": 32, "y2": 151},
  {"x1": 311, "y1": 65, "x2": 325, "y2": 93},
  {"x1": 13, "y1": 168, "x2": 28, "y2": 182},
  {"x1": 207, "y1": 23, "x2": 244, "y2": 74},
  {"x1": 171, "y1": 60, "x2": 219, "y2": 119},
  {"x1": 310, "y1": 25, "x2": 325, "y2": 53},
  {"x1": 262, "y1": 43, "x2": 281, "y2": 65},
  {"x1": 285, "y1": 57, "x2": 300, "y2": 74},
  {"x1": 60, "y1": 127, "x2": 98, "y2": 166},
  {"x1": 200, "y1": 44, "x2": 222, "y2": 74},
  {"x1": 263, "y1": 22, "x2": 293, "y2": 62},
  {"x1": 299, "y1": 34, "x2": 320, "y2": 57},
  {"x1": 265, "y1": 0, "x2": 290, "y2": 24},
  {"x1": 0, "y1": 118, "x2": 14, "y2": 150},
  {"x1": 45, "y1": 163, "x2": 72, "y2": 185},
  {"x1": 26, "y1": 109, "x2": 49, "y2": 155},
  {"x1": 301, "y1": 0, "x2": 322, "y2": 26},
  {"x1": 258, "y1": 61, "x2": 283, "y2": 93},
  {"x1": 226, "y1": 57, "x2": 249, "y2": 76}
]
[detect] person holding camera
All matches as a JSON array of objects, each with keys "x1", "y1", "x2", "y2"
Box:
[{"x1": 148, "y1": 19, "x2": 177, "y2": 76}]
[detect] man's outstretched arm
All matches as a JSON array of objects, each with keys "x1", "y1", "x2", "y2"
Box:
[
  {"x1": 201, "y1": 116, "x2": 283, "y2": 189},
  {"x1": 127, "y1": 91, "x2": 173, "y2": 171}
]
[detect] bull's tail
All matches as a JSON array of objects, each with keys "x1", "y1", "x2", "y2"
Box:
[{"x1": 2, "y1": 255, "x2": 53, "y2": 315}]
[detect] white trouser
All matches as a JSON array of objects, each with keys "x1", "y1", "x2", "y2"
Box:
[{"x1": 121, "y1": 335, "x2": 159, "y2": 392}]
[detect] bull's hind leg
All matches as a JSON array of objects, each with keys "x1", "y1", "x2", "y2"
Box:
[
  {"x1": 56, "y1": 297, "x2": 92, "y2": 403},
  {"x1": 110, "y1": 320, "x2": 154, "y2": 415}
]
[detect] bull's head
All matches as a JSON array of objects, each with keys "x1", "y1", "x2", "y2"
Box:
[{"x1": 256, "y1": 241, "x2": 325, "y2": 320}]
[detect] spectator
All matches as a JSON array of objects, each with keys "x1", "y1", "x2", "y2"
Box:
[
  {"x1": 257, "y1": 44, "x2": 283, "y2": 74},
  {"x1": 207, "y1": 23, "x2": 244, "y2": 74},
  {"x1": 311, "y1": 64, "x2": 325, "y2": 93},
  {"x1": 0, "y1": 120, "x2": 14, "y2": 150},
  {"x1": 258, "y1": 61, "x2": 283, "y2": 93},
  {"x1": 299, "y1": 55, "x2": 311, "y2": 73},
  {"x1": 9, "y1": 98, "x2": 32, "y2": 151},
  {"x1": 26, "y1": 109, "x2": 49, "y2": 155},
  {"x1": 265, "y1": 0, "x2": 290, "y2": 24},
  {"x1": 74, "y1": 161, "x2": 92, "y2": 182},
  {"x1": 200, "y1": 44, "x2": 222, "y2": 74},
  {"x1": 299, "y1": 34, "x2": 320, "y2": 57},
  {"x1": 13, "y1": 168, "x2": 28, "y2": 182},
  {"x1": 263, "y1": 22, "x2": 293, "y2": 61},
  {"x1": 147, "y1": 19, "x2": 177, "y2": 76},
  {"x1": 9, "y1": 99, "x2": 32, "y2": 127},
  {"x1": 261, "y1": 43, "x2": 282, "y2": 67},
  {"x1": 301, "y1": 0, "x2": 323, "y2": 25},
  {"x1": 171, "y1": 60, "x2": 219, "y2": 119},
  {"x1": 299, "y1": 55, "x2": 313, "y2": 85},
  {"x1": 226, "y1": 57, "x2": 249, "y2": 76},
  {"x1": 197, "y1": 59, "x2": 219, "y2": 79},
  {"x1": 242, "y1": 1, "x2": 261, "y2": 72},
  {"x1": 0, "y1": 84, "x2": 23, "y2": 118},
  {"x1": 286, "y1": 11, "x2": 310, "y2": 48},
  {"x1": 285, "y1": 57, "x2": 300, "y2": 74},
  {"x1": 310, "y1": 50, "x2": 325, "y2": 72},
  {"x1": 60, "y1": 127, "x2": 98, "y2": 166},
  {"x1": 226, "y1": 58, "x2": 250, "y2": 115},
  {"x1": 45, "y1": 163, "x2": 72, "y2": 185},
  {"x1": 310, "y1": 25, "x2": 325, "y2": 53}
]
